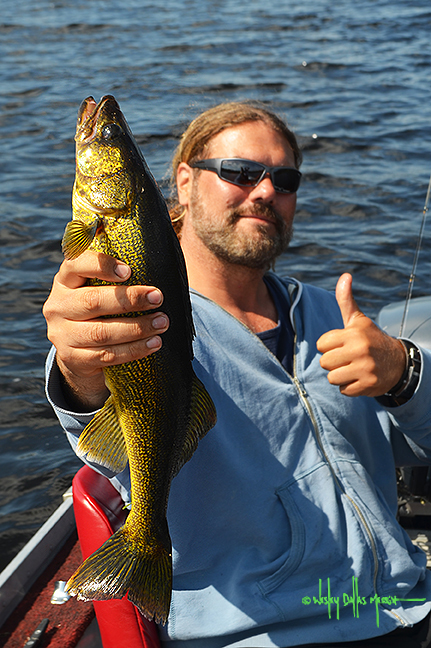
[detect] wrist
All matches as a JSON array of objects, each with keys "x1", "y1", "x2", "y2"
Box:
[{"x1": 56, "y1": 356, "x2": 109, "y2": 412}]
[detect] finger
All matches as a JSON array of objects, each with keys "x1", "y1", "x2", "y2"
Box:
[
  {"x1": 326, "y1": 363, "x2": 368, "y2": 388},
  {"x1": 338, "y1": 381, "x2": 363, "y2": 398},
  {"x1": 57, "y1": 250, "x2": 132, "y2": 289},
  {"x1": 99, "y1": 334, "x2": 164, "y2": 366},
  {"x1": 44, "y1": 281, "x2": 163, "y2": 324},
  {"x1": 70, "y1": 334, "x2": 165, "y2": 371},
  {"x1": 54, "y1": 312, "x2": 169, "y2": 376},
  {"x1": 62, "y1": 334, "x2": 164, "y2": 377},
  {"x1": 70, "y1": 312, "x2": 169, "y2": 350},
  {"x1": 323, "y1": 350, "x2": 381, "y2": 397},
  {"x1": 61, "y1": 283, "x2": 164, "y2": 321},
  {"x1": 336, "y1": 376, "x2": 378, "y2": 398},
  {"x1": 319, "y1": 345, "x2": 348, "y2": 371},
  {"x1": 316, "y1": 329, "x2": 343, "y2": 354},
  {"x1": 335, "y1": 273, "x2": 363, "y2": 328}
]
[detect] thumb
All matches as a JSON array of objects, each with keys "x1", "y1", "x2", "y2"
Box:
[{"x1": 335, "y1": 273, "x2": 363, "y2": 328}]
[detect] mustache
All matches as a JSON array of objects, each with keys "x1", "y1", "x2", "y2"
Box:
[{"x1": 228, "y1": 204, "x2": 285, "y2": 229}]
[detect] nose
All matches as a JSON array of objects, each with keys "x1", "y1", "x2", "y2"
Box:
[{"x1": 249, "y1": 172, "x2": 277, "y2": 201}]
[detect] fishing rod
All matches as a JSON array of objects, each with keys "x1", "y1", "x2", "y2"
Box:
[{"x1": 399, "y1": 171, "x2": 431, "y2": 337}]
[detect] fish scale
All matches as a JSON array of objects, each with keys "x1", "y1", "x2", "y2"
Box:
[{"x1": 62, "y1": 94, "x2": 216, "y2": 625}]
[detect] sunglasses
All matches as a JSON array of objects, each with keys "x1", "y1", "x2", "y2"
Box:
[{"x1": 190, "y1": 158, "x2": 302, "y2": 194}]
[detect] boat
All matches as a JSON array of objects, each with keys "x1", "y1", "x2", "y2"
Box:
[
  {"x1": 0, "y1": 479, "x2": 99, "y2": 648},
  {"x1": 377, "y1": 295, "x2": 431, "y2": 350},
  {"x1": 377, "y1": 295, "x2": 431, "y2": 536},
  {"x1": 0, "y1": 465, "x2": 159, "y2": 648}
]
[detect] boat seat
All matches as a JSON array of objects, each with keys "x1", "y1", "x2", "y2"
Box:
[{"x1": 72, "y1": 465, "x2": 161, "y2": 648}]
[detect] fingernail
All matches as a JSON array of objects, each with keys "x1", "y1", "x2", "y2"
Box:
[
  {"x1": 114, "y1": 263, "x2": 130, "y2": 279},
  {"x1": 146, "y1": 336, "x2": 161, "y2": 350},
  {"x1": 152, "y1": 315, "x2": 168, "y2": 330},
  {"x1": 147, "y1": 289, "x2": 163, "y2": 305}
]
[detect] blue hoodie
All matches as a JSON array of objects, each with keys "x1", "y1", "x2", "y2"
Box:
[{"x1": 46, "y1": 274, "x2": 431, "y2": 647}]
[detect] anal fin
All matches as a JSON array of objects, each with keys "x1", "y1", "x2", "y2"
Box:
[{"x1": 172, "y1": 374, "x2": 217, "y2": 477}]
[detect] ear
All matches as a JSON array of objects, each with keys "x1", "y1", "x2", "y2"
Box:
[{"x1": 177, "y1": 162, "x2": 194, "y2": 207}]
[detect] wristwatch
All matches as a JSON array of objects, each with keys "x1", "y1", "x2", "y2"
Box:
[{"x1": 375, "y1": 339, "x2": 422, "y2": 408}]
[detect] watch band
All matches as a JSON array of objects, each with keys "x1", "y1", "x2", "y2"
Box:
[{"x1": 375, "y1": 339, "x2": 421, "y2": 408}]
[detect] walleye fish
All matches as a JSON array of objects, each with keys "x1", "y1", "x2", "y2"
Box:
[{"x1": 62, "y1": 95, "x2": 216, "y2": 625}]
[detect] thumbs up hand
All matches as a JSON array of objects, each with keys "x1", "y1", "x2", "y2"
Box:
[{"x1": 316, "y1": 273, "x2": 406, "y2": 397}]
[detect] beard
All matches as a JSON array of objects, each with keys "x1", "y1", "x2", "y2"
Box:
[{"x1": 188, "y1": 187, "x2": 293, "y2": 271}]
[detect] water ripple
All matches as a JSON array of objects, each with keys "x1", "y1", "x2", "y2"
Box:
[{"x1": 1, "y1": 0, "x2": 431, "y2": 568}]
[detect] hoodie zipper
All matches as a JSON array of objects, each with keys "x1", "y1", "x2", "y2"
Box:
[
  {"x1": 278, "y1": 278, "x2": 380, "y2": 591},
  {"x1": 291, "y1": 349, "x2": 406, "y2": 625},
  {"x1": 295, "y1": 372, "x2": 379, "y2": 584}
]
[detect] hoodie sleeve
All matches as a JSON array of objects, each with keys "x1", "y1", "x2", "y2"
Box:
[
  {"x1": 382, "y1": 342, "x2": 431, "y2": 464},
  {"x1": 45, "y1": 345, "x2": 131, "y2": 502}
]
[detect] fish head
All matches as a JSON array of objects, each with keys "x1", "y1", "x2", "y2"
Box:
[{"x1": 73, "y1": 95, "x2": 142, "y2": 216}]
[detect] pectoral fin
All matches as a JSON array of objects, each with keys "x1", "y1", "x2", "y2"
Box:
[
  {"x1": 62, "y1": 218, "x2": 100, "y2": 259},
  {"x1": 172, "y1": 374, "x2": 217, "y2": 477},
  {"x1": 77, "y1": 395, "x2": 128, "y2": 473}
]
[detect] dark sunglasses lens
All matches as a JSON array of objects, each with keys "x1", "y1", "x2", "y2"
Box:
[
  {"x1": 220, "y1": 160, "x2": 264, "y2": 186},
  {"x1": 272, "y1": 168, "x2": 301, "y2": 193}
]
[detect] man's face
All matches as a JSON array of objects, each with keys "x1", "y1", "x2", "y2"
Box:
[{"x1": 182, "y1": 121, "x2": 298, "y2": 270}]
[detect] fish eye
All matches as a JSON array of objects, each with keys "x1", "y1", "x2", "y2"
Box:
[{"x1": 101, "y1": 123, "x2": 123, "y2": 140}]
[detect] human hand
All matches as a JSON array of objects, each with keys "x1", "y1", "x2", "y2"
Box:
[
  {"x1": 43, "y1": 250, "x2": 169, "y2": 409},
  {"x1": 316, "y1": 273, "x2": 406, "y2": 397}
]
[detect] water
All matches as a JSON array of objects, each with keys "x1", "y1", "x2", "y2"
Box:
[{"x1": 1, "y1": 0, "x2": 431, "y2": 570}]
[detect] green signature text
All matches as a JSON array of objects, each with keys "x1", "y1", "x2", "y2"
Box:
[{"x1": 301, "y1": 578, "x2": 426, "y2": 627}]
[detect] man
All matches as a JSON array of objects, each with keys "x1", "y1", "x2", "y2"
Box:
[{"x1": 44, "y1": 101, "x2": 431, "y2": 647}]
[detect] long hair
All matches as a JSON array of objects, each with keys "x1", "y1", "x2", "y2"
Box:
[{"x1": 168, "y1": 101, "x2": 302, "y2": 236}]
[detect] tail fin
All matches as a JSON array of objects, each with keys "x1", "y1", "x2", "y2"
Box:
[{"x1": 66, "y1": 526, "x2": 172, "y2": 625}]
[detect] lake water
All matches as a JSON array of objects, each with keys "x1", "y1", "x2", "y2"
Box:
[{"x1": 1, "y1": 0, "x2": 431, "y2": 569}]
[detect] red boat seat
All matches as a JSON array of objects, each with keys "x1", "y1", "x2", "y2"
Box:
[{"x1": 72, "y1": 465, "x2": 161, "y2": 648}]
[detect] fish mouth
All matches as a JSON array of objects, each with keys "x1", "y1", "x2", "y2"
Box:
[{"x1": 75, "y1": 95, "x2": 120, "y2": 143}]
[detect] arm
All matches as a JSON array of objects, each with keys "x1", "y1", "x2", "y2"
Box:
[{"x1": 43, "y1": 250, "x2": 169, "y2": 411}]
